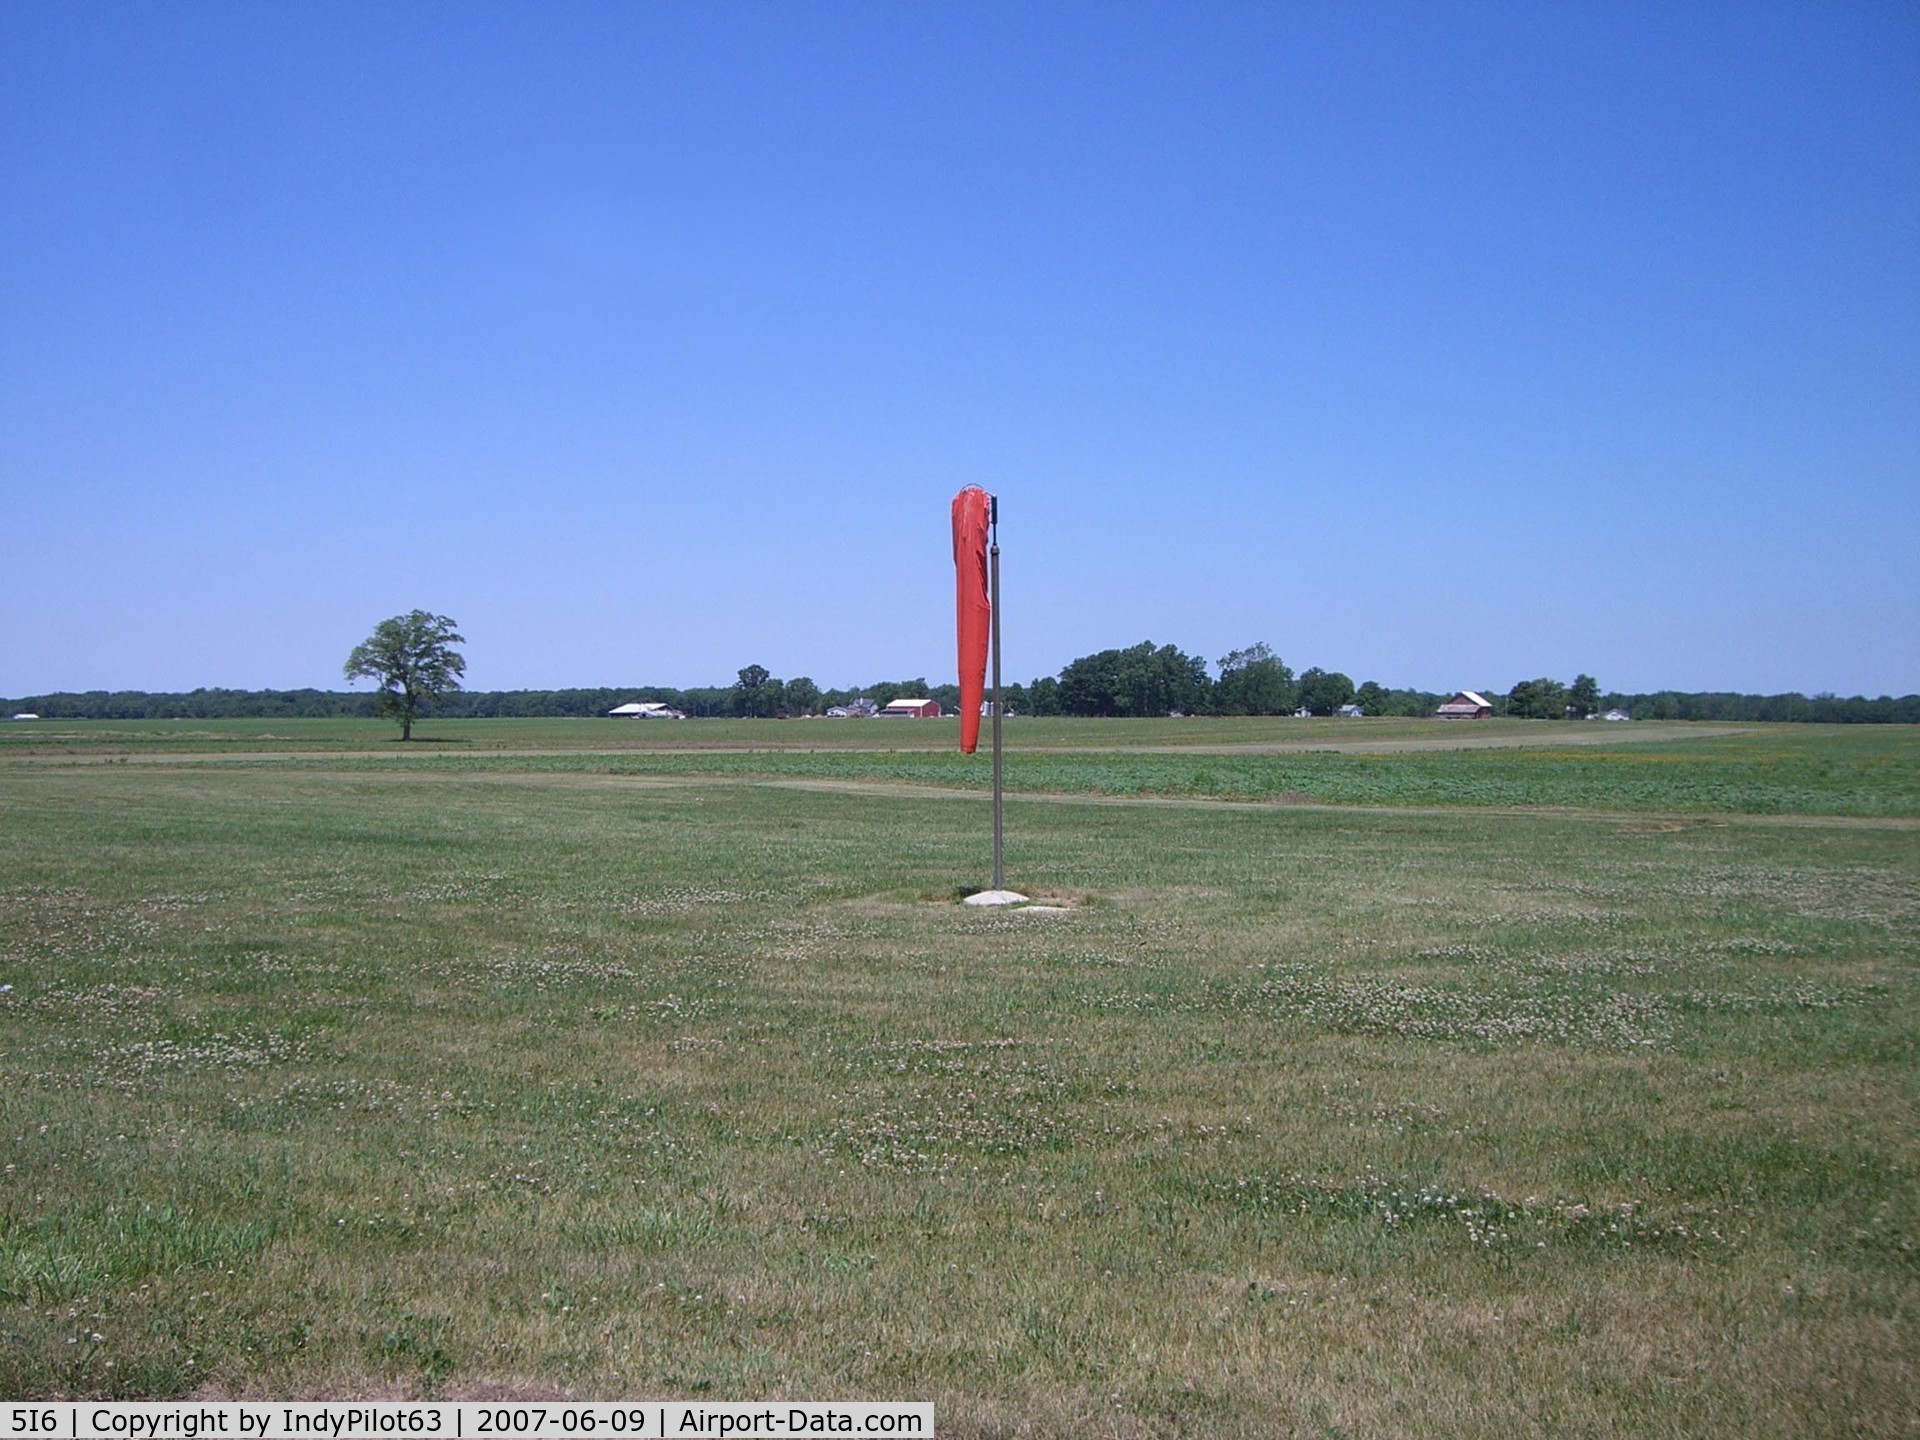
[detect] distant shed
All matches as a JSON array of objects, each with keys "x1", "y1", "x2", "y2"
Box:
[
  {"x1": 879, "y1": 698, "x2": 942, "y2": 718},
  {"x1": 1436, "y1": 691, "x2": 1494, "y2": 720}
]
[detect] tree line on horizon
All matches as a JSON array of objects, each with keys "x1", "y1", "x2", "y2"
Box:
[{"x1": 8, "y1": 635, "x2": 1917, "y2": 726}]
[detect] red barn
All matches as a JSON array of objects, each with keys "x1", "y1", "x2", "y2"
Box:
[{"x1": 1436, "y1": 690, "x2": 1494, "y2": 719}]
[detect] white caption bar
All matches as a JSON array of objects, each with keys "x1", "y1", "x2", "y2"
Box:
[{"x1": 5, "y1": 1404, "x2": 935, "y2": 1440}]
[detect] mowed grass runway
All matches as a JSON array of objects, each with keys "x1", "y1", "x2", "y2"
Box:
[{"x1": 1, "y1": 719, "x2": 1915, "y2": 1436}]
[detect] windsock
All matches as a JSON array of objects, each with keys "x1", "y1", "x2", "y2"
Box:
[{"x1": 952, "y1": 486, "x2": 992, "y2": 753}]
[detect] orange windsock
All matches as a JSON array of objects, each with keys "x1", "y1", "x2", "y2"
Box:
[{"x1": 952, "y1": 486, "x2": 992, "y2": 753}]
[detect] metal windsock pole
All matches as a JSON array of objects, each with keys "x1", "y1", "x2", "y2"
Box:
[
  {"x1": 953, "y1": 486, "x2": 1023, "y2": 904},
  {"x1": 990, "y1": 495, "x2": 1004, "y2": 890}
]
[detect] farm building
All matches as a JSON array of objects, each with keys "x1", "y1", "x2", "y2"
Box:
[
  {"x1": 1436, "y1": 691, "x2": 1495, "y2": 720},
  {"x1": 607, "y1": 701, "x2": 685, "y2": 719},
  {"x1": 1337, "y1": 704, "x2": 1364, "y2": 718},
  {"x1": 1603, "y1": 708, "x2": 1632, "y2": 722},
  {"x1": 880, "y1": 698, "x2": 942, "y2": 718}
]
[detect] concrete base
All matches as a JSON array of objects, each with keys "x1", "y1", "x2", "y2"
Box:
[{"x1": 962, "y1": 889, "x2": 1030, "y2": 907}]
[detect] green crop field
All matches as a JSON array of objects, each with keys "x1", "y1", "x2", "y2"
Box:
[{"x1": 1, "y1": 718, "x2": 1915, "y2": 1436}]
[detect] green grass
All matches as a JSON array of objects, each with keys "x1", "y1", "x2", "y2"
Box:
[
  {"x1": 1, "y1": 721, "x2": 1915, "y2": 1434},
  {"x1": 10, "y1": 716, "x2": 1917, "y2": 815}
]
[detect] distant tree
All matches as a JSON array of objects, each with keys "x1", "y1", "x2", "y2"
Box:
[
  {"x1": 1507, "y1": 677, "x2": 1570, "y2": 719},
  {"x1": 1215, "y1": 643, "x2": 1296, "y2": 715},
  {"x1": 1056, "y1": 641, "x2": 1210, "y2": 716},
  {"x1": 784, "y1": 676, "x2": 821, "y2": 716},
  {"x1": 1025, "y1": 676, "x2": 1062, "y2": 716},
  {"x1": 1353, "y1": 680, "x2": 1388, "y2": 715},
  {"x1": 1368, "y1": 686, "x2": 1443, "y2": 717},
  {"x1": 1144, "y1": 643, "x2": 1211, "y2": 715},
  {"x1": 1055, "y1": 650, "x2": 1117, "y2": 715},
  {"x1": 343, "y1": 610, "x2": 467, "y2": 740},
  {"x1": 678, "y1": 686, "x2": 733, "y2": 718},
  {"x1": 1569, "y1": 674, "x2": 1600, "y2": 716},
  {"x1": 1296, "y1": 667, "x2": 1356, "y2": 716},
  {"x1": 732, "y1": 664, "x2": 783, "y2": 718}
]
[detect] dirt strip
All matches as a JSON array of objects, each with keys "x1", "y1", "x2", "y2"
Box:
[{"x1": 746, "y1": 775, "x2": 1920, "y2": 829}]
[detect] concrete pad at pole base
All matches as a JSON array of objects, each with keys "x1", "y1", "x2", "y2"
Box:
[{"x1": 963, "y1": 889, "x2": 1029, "y2": 907}]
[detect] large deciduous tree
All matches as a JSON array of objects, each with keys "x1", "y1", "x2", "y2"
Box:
[
  {"x1": 1215, "y1": 643, "x2": 1297, "y2": 715},
  {"x1": 1569, "y1": 674, "x2": 1601, "y2": 716},
  {"x1": 732, "y1": 664, "x2": 783, "y2": 718},
  {"x1": 1057, "y1": 641, "x2": 1210, "y2": 717},
  {"x1": 1295, "y1": 667, "x2": 1356, "y2": 716},
  {"x1": 1507, "y1": 676, "x2": 1571, "y2": 719},
  {"x1": 784, "y1": 676, "x2": 821, "y2": 716},
  {"x1": 343, "y1": 610, "x2": 467, "y2": 740}
]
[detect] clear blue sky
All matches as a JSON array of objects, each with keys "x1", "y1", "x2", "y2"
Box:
[{"x1": 4, "y1": 1, "x2": 1915, "y2": 698}]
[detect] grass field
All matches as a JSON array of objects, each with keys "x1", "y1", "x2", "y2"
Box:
[{"x1": 1, "y1": 718, "x2": 1915, "y2": 1436}]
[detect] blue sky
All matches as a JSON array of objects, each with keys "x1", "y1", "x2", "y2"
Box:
[{"x1": 4, "y1": 1, "x2": 1915, "y2": 698}]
